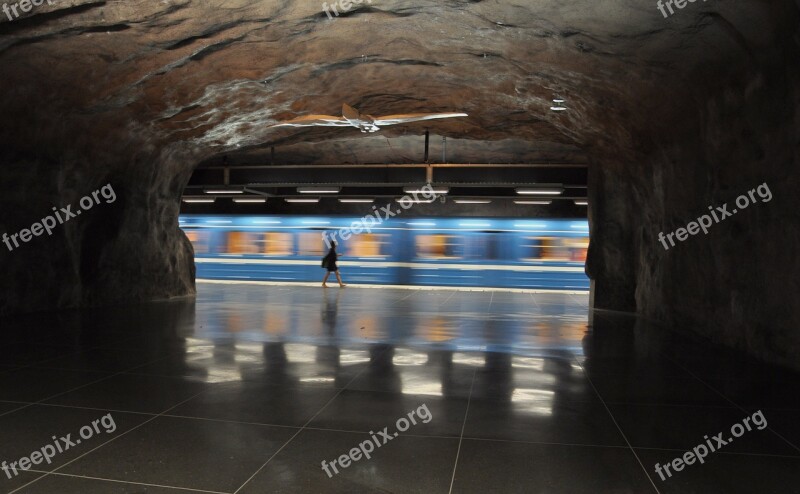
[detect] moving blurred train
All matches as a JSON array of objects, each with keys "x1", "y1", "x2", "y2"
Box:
[{"x1": 179, "y1": 215, "x2": 590, "y2": 290}]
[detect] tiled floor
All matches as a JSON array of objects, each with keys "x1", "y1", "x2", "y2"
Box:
[{"x1": 0, "y1": 282, "x2": 798, "y2": 493}]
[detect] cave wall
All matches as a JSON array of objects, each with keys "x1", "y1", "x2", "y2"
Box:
[
  {"x1": 587, "y1": 13, "x2": 800, "y2": 368},
  {"x1": 0, "y1": 120, "x2": 200, "y2": 315}
]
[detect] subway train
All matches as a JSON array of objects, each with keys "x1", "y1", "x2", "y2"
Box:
[{"x1": 179, "y1": 215, "x2": 590, "y2": 290}]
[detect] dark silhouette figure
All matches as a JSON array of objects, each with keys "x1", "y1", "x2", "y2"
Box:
[{"x1": 322, "y1": 241, "x2": 346, "y2": 287}]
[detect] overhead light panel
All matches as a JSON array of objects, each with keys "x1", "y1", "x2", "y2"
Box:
[
  {"x1": 233, "y1": 198, "x2": 267, "y2": 203},
  {"x1": 403, "y1": 186, "x2": 449, "y2": 194},
  {"x1": 453, "y1": 199, "x2": 492, "y2": 204},
  {"x1": 514, "y1": 200, "x2": 552, "y2": 205},
  {"x1": 182, "y1": 197, "x2": 216, "y2": 203},
  {"x1": 204, "y1": 188, "x2": 244, "y2": 194},
  {"x1": 338, "y1": 198, "x2": 375, "y2": 203},
  {"x1": 395, "y1": 198, "x2": 435, "y2": 204},
  {"x1": 574, "y1": 200, "x2": 588, "y2": 206},
  {"x1": 515, "y1": 187, "x2": 563, "y2": 195},
  {"x1": 285, "y1": 198, "x2": 320, "y2": 203},
  {"x1": 297, "y1": 186, "x2": 341, "y2": 194}
]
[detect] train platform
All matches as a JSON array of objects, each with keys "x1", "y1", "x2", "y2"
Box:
[{"x1": 0, "y1": 283, "x2": 798, "y2": 493}]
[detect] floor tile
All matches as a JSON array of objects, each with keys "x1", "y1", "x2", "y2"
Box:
[
  {"x1": 308, "y1": 389, "x2": 467, "y2": 437},
  {"x1": 44, "y1": 374, "x2": 207, "y2": 414},
  {"x1": 168, "y1": 381, "x2": 339, "y2": 427},
  {"x1": 0, "y1": 471, "x2": 45, "y2": 493},
  {"x1": 0, "y1": 405, "x2": 151, "y2": 473},
  {"x1": 60, "y1": 415, "x2": 297, "y2": 493},
  {"x1": 636, "y1": 448, "x2": 800, "y2": 493},
  {"x1": 608, "y1": 403, "x2": 797, "y2": 455},
  {"x1": 464, "y1": 398, "x2": 626, "y2": 446},
  {"x1": 450, "y1": 439, "x2": 655, "y2": 493},
  {"x1": 0, "y1": 367, "x2": 111, "y2": 402},
  {"x1": 588, "y1": 374, "x2": 730, "y2": 407},
  {"x1": 237, "y1": 428, "x2": 458, "y2": 494},
  {"x1": 13, "y1": 473, "x2": 203, "y2": 493}
]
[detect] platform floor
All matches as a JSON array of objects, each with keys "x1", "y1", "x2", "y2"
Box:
[{"x1": 0, "y1": 283, "x2": 798, "y2": 493}]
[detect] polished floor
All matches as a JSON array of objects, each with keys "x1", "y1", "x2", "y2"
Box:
[{"x1": 0, "y1": 283, "x2": 798, "y2": 493}]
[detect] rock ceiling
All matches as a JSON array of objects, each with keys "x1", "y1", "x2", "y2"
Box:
[{"x1": 0, "y1": 0, "x2": 784, "y2": 165}]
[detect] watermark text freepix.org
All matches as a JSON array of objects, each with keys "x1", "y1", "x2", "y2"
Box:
[
  {"x1": 2, "y1": 183, "x2": 116, "y2": 252},
  {"x1": 320, "y1": 403, "x2": 432, "y2": 478},
  {"x1": 658, "y1": 182, "x2": 771, "y2": 251},
  {"x1": 322, "y1": 0, "x2": 371, "y2": 19},
  {"x1": 656, "y1": 0, "x2": 705, "y2": 19},
  {"x1": 3, "y1": 0, "x2": 57, "y2": 22},
  {"x1": 654, "y1": 410, "x2": 767, "y2": 481},
  {"x1": 323, "y1": 184, "x2": 438, "y2": 248},
  {"x1": 2, "y1": 413, "x2": 116, "y2": 479}
]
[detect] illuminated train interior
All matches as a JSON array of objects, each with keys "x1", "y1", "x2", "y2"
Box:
[{"x1": 180, "y1": 215, "x2": 589, "y2": 290}]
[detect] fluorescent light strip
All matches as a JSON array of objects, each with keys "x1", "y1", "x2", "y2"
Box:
[
  {"x1": 574, "y1": 200, "x2": 588, "y2": 206},
  {"x1": 515, "y1": 188, "x2": 563, "y2": 195},
  {"x1": 297, "y1": 187, "x2": 341, "y2": 194},
  {"x1": 338, "y1": 198, "x2": 375, "y2": 203},
  {"x1": 403, "y1": 186, "x2": 449, "y2": 194},
  {"x1": 182, "y1": 198, "x2": 216, "y2": 203},
  {"x1": 233, "y1": 198, "x2": 266, "y2": 203},
  {"x1": 453, "y1": 199, "x2": 491, "y2": 204},
  {"x1": 395, "y1": 198, "x2": 435, "y2": 204},
  {"x1": 285, "y1": 198, "x2": 320, "y2": 203},
  {"x1": 514, "y1": 200, "x2": 552, "y2": 205},
  {"x1": 205, "y1": 189, "x2": 244, "y2": 194}
]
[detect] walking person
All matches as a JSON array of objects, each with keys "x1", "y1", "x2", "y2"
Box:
[{"x1": 322, "y1": 241, "x2": 346, "y2": 287}]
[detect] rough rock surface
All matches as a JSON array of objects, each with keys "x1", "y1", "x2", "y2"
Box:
[{"x1": 0, "y1": 1, "x2": 798, "y2": 367}]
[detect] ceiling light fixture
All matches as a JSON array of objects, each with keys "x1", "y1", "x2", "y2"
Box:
[
  {"x1": 182, "y1": 197, "x2": 216, "y2": 203},
  {"x1": 338, "y1": 198, "x2": 375, "y2": 203},
  {"x1": 403, "y1": 186, "x2": 449, "y2": 194},
  {"x1": 453, "y1": 199, "x2": 492, "y2": 204},
  {"x1": 204, "y1": 188, "x2": 244, "y2": 194},
  {"x1": 285, "y1": 198, "x2": 320, "y2": 203},
  {"x1": 395, "y1": 198, "x2": 435, "y2": 204},
  {"x1": 514, "y1": 200, "x2": 552, "y2": 205},
  {"x1": 297, "y1": 187, "x2": 341, "y2": 194},
  {"x1": 574, "y1": 200, "x2": 588, "y2": 206},
  {"x1": 233, "y1": 198, "x2": 267, "y2": 203},
  {"x1": 515, "y1": 187, "x2": 564, "y2": 195}
]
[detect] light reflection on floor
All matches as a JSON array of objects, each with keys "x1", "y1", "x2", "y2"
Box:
[
  {"x1": 3, "y1": 283, "x2": 799, "y2": 492},
  {"x1": 193, "y1": 282, "x2": 589, "y2": 356}
]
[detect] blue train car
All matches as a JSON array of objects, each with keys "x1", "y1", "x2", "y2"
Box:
[{"x1": 179, "y1": 215, "x2": 590, "y2": 290}]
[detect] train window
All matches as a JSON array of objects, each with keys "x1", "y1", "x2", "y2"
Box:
[
  {"x1": 522, "y1": 237, "x2": 588, "y2": 262},
  {"x1": 416, "y1": 234, "x2": 462, "y2": 259},
  {"x1": 298, "y1": 232, "x2": 326, "y2": 256},
  {"x1": 540, "y1": 238, "x2": 570, "y2": 260},
  {"x1": 521, "y1": 237, "x2": 541, "y2": 261},
  {"x1": 184, "y1": 230, "x2": 210, "y2": 254},
  {"x1": 464, "y1": 233, "x2": 501, "y2": 260},
  {"x1": 226, "y1": 232, "x2": 261, "y2": 254},
  {"x1": 264, "y1": 232, "x2": 293, "y2": 256},
  {"x1": 565, "y1": 237, "x2": 589, "y2": 262},
  {"x1": 348, "y1": 233, "x2": 388, "y2": 257}
]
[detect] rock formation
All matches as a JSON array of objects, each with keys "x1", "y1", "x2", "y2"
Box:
[{"x1": 0, "y1": 1, "x2": 797, "y2": 367}]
